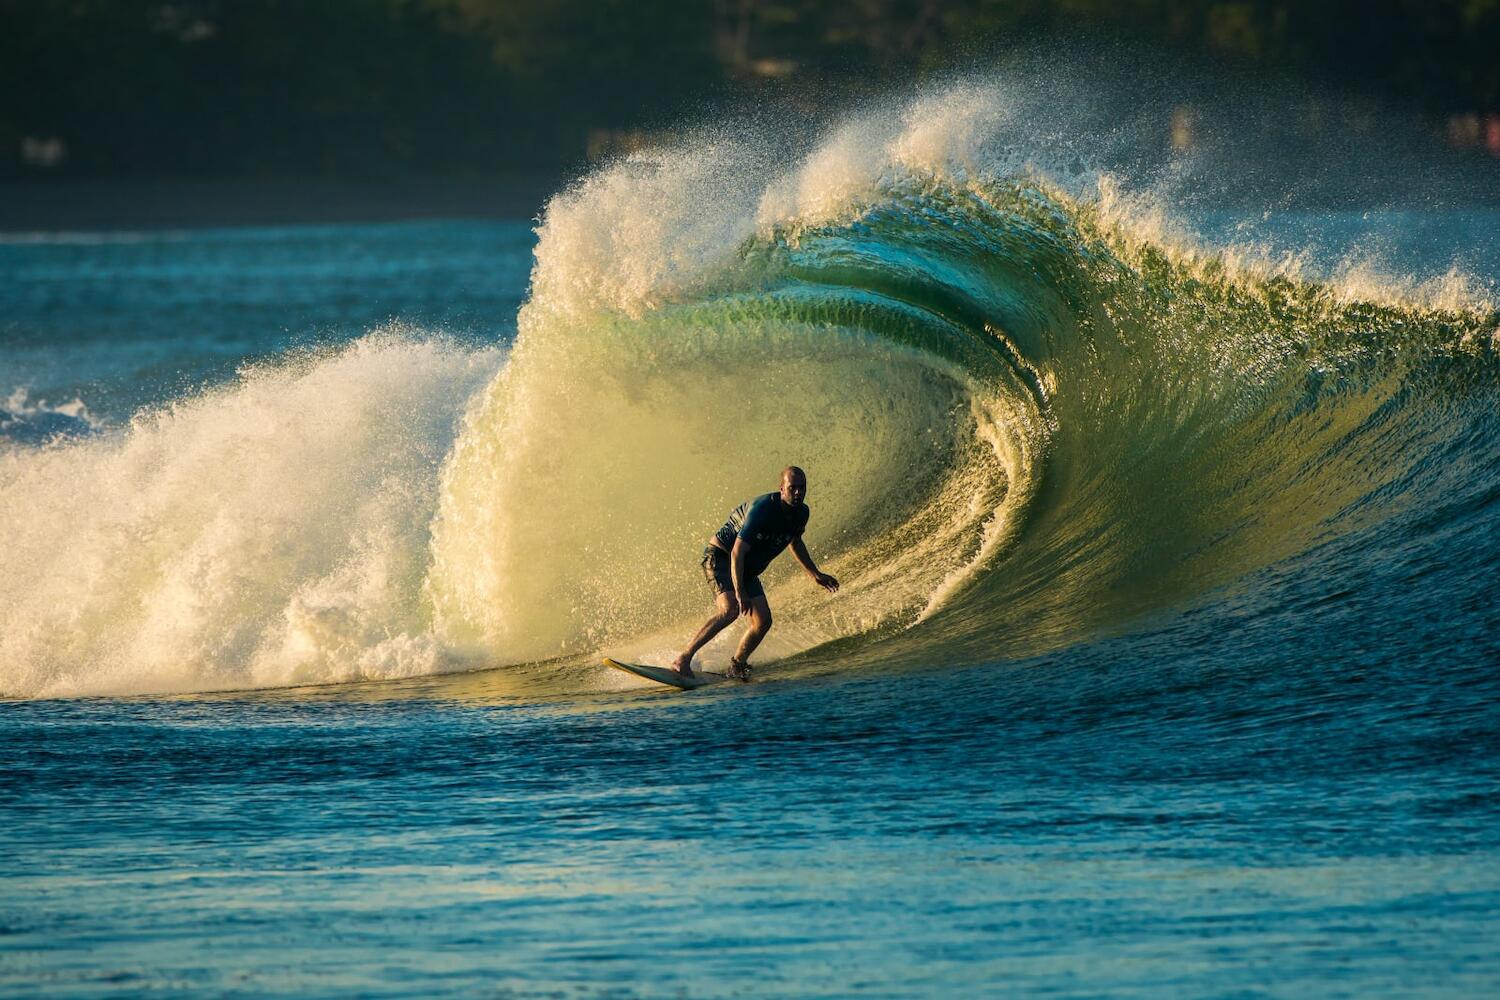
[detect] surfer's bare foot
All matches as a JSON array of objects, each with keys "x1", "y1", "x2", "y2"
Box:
[
  {"x1": 671, "y1": 653, "x2": 695, "y2": 677},
  {"x1": 726, "y1": 658, "x2": 752, "y2": 682}
]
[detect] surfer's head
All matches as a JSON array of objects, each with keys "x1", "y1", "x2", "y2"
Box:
[{"x1": 780, "y1": 466, "x2": 807, "y2": 507}]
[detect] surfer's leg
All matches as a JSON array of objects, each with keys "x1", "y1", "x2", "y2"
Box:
[
  {"x1": 732, "y1": 596, "x2": 773, "y2": 666},
  {"x1": 673, "y1": 591, "x2": 739, "y2": 675}
]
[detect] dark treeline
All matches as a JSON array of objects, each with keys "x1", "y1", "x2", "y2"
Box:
[{"x1": 3, "y1": 0, "x2": 1498, "y2": 179}]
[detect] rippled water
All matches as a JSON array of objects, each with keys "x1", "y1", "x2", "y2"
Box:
[{"x1": 5, "y1": 628, "x2": 1497, "y2": 995}]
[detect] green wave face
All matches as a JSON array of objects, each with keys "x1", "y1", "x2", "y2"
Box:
[{"x1": 427, "y1": 147, "x2": 1499, "y2": 674}]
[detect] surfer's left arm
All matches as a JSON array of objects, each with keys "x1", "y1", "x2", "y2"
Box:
[{"x1": 791, "y1": 537, "x2": 839, "y2": 593}]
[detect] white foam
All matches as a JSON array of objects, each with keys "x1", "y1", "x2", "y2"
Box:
[
  {"x1": 529, "y1": 138, "x2": 777, "y2": 321},
  {"x1": 0, "y1": 332, "x2": 501, "y2": 698},
  {"x1": 1, "y1": 387, "x2": 102, "y2": 443},
  {"x1": 537, "y1": 85, "x2": 1026, "y2": 322}
]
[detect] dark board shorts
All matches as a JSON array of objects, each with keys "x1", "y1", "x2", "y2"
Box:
[{"x1": 701, "y1": 546, "x2": 765, "y2": 601}]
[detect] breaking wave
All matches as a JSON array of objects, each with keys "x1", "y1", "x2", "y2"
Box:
[{"x1": 3, "y1": 84, "x2": 1497, "y2": 698}]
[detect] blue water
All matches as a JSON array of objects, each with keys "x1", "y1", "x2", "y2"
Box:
[
  {"x1": 1, "y1": 222, "x2": 532, "y2": 423},
  {"x1": 5, "y1": 626, "x2": 1498, "y2": 995},
  {"x1": 3, "y1": 185, "x2": 1500, "y2": 996}
]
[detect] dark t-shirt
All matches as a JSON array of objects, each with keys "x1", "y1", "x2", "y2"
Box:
[{"x1": 712, "y1": 492, "x2": 810, "y2": 577}]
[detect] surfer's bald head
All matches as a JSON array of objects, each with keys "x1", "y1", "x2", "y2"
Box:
[{"x1": 780, "y1": 466, "x2": 807, "y2": 506}]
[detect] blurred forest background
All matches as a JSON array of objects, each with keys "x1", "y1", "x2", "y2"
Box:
[{"x1": 3, "y1": 0, "x2": 1498, "y2": 182}]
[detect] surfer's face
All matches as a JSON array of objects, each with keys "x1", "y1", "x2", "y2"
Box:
[{"x1": 781, "y1": 473, "x2": 806, "y2": 506}]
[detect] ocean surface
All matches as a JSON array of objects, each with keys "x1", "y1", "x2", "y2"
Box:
[{"x1": 4, "y1": 88, "x2": 1500, "y2": 996}]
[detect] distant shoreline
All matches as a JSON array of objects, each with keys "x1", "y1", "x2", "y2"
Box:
[{"x1": 0, "y1": 173, "x2": 565, "y2": 233}]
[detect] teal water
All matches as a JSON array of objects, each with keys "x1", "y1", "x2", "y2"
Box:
[{"x1": 3, "y1": 105, "x2": 1500, "y2": 994}]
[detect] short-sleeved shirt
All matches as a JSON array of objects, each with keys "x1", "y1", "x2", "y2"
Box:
[{"x1": 712, "y1": 492, "x2": 810, "y2": 577}]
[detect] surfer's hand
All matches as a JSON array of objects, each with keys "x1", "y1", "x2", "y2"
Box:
[
  {"x1": 736, "y1": 591, "x2": 753, "y2": 615},
  {"x1": 814, "y1": 572, "x2": 839, "y2": 593}
]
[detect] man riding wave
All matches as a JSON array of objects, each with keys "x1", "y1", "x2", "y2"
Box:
[{"x1": 672, "y1": 466, "x2": 839, "y2": 681}]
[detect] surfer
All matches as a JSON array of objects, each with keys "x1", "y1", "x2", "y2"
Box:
[{"x1": 672, "y1": 466, "x2": 839, "y2": 681}]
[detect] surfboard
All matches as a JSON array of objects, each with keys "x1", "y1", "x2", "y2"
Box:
[{"x1": 603, "y1": 657, "x2": 727, "y2": 690}]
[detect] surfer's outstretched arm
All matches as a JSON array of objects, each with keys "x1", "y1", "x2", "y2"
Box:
[{"x1": 791, "y1": 537, "x2": 839, "y2": 593}]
